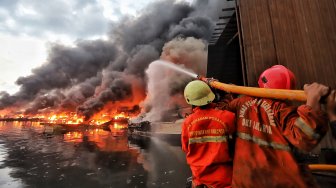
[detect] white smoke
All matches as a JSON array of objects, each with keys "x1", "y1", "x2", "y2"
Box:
[{"x1": 142, "y1": 37, "x2": 207, "y2": 122}]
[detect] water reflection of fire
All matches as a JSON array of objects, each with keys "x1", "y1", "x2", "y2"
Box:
[
  {"x1": 63, "y1": 127, "x2": 129, "y2": 152},
  {"x1": 64, "y1": 131, "x2": 84, "y2": 143}
]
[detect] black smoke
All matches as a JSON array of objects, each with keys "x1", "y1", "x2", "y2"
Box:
[{"x1": 0, "y1": 0, "x2": 233, "y2": 119}]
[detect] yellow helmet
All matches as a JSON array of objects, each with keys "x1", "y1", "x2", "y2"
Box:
[{"x1": 184, "y1": 80, "x2": 215, "y2": 106}]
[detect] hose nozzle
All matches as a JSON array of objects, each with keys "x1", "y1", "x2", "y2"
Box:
[{"x1": 197, "y1": 75, "x2": 217, "y2": 84}]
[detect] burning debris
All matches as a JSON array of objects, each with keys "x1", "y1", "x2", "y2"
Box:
[{"x1": 0, "y1": 0, "x2": 232, "y2": 122}]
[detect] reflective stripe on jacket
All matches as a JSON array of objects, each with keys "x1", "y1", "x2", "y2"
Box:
[
  {"x1": 182, "y1": 104, "x2": 236, "y2": 188},
  {"x1": 228, "y1": 96, "x2": 328, "y2": 188}
]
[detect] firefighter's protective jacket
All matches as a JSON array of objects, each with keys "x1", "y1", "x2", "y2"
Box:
[
  {"x1": 228, "y1": 96, "x2": 329, "y2": 188},
  {"x1": 182, "y1": 104, "x2": 236, "y2": 188}
]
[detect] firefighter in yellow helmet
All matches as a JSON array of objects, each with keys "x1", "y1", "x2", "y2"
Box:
[{"x1": 182, "y1": 80, "x2": 236, "y2": 188}]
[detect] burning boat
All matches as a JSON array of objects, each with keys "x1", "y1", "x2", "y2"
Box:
[{"x1": 38, "y1": 112, "x2": 131, "y2": 134}]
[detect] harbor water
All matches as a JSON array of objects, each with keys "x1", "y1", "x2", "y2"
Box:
[{"x1": 0, "y1": 121, "x2": 191, "y2": 188}]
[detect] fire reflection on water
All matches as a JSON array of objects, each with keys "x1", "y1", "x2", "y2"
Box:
[
  {"x1": 61, "y1": 124, "x2": 129, "y2": 152},
  {"x1": 0, "y1": 121, "x2": 190, "y2": 187},
  {"x1": 64, "y1": 132, "x2": 83, "y2": 143}
]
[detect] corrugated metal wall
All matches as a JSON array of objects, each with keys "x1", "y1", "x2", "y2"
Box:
[{"x1": 238, "y1": 0, "x2": 336, "y2": 88}]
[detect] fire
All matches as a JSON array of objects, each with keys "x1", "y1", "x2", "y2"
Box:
[
  {"x1": 44, "y1": 112, "x2": 84, "y2": 125},
  {"x1": 42, "y1": 111, "x2": 131, "y2": 126},
  {"x1": 0, "y1": 111, "x2": 135, "y2": 126},
  {"x1": 113, "y1": 112, "x2": 129, "y2": 120},
  {"x1": 0, "y1": 103, "x2": 140, "y2": 126},
  {"x1": 87, "y1": 111, "x2": 130, "y2": 125},
  {"x1": 113, "y1": 122, "x2": 126, "y2": 129}
]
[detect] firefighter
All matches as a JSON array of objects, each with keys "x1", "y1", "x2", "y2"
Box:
[
  {"x1": 227, "y1": 65, "x2": 330, "y2": 188},
  {"x1": 182, "y1": 80, "x2": 236, "y2": 188}
]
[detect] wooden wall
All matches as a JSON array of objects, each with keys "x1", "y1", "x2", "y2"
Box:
[{"x1": 238, "y1": 0, "x2": 336, "y2": 88}]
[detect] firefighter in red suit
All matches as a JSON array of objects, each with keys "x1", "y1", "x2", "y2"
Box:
[
  {"x1": 228, "y1": 65, "x2": 330, "y2": 188},
  {"x1": 182, "y1": 80, "x2": 236, "y2": 188}
]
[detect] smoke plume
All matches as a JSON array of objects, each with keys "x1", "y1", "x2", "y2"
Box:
[
  {"x1": 0, "y1": 0, "x2": 232, "y2": 120},
  {"x1": 142, "y1": 37, "x2": 207, "y2": 122}
]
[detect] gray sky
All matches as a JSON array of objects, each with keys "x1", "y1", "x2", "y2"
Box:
[{"x1": 0, "y1": 0, "x2": 166, "y2": 94}]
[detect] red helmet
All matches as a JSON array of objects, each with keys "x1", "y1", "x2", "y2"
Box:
[{"x1": 258, "y1": 65, "x2": 296, "y2": 89}]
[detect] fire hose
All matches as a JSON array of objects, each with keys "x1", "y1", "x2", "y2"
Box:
[
  {"x1": 308, "y1": 164, "x2": 336, "y2": 172},
  {"x1": 198, "y1": 75, "x2": 307, "y2": 102}
]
